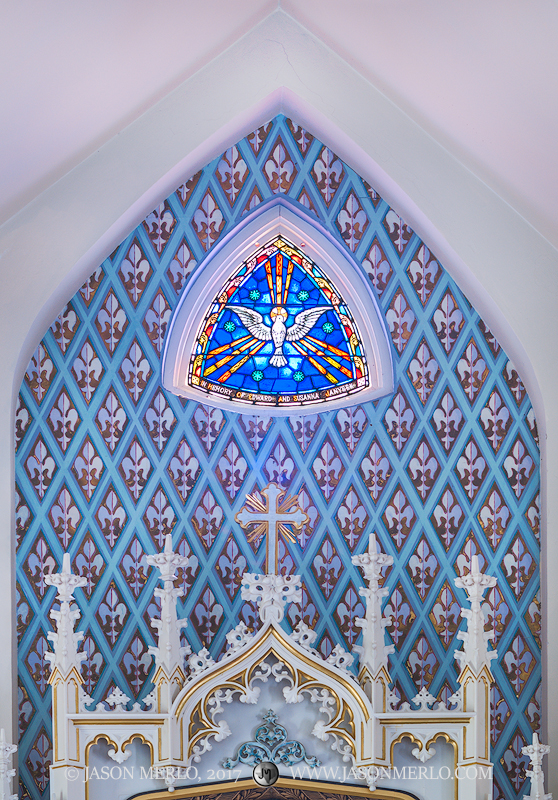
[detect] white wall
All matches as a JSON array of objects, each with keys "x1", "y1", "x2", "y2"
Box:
[{"x1": 2, "y1": 8, "x2": 556, "y2": 791}]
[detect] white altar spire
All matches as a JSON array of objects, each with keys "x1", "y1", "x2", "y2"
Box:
[
  {"x1": 44, "y1": 552, "x2": 87, "y2": 678},
  {"x1": 146, "y1": 533, "x2": 191, "y2": 679},
  {"x1": 351, "y1": 533, "x2": 394, "y2": 678},
  {"x1": 454, "y1": 554, "x2": 498, "y2": 675},
  {"x1": 522, "y1": 732, "x2": 552, "y2": 800},
  {"x1": 0, "y1": 729, "x2": 17, "y2": 800}
]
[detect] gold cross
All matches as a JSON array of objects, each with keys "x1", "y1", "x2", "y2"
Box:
[{"x1": 235, "y1": 482, "x2": 309, "y2": 574}]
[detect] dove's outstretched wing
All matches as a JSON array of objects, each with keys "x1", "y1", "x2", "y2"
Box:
[
  {"x1": 228, "y1": 306, "x2": 272, "y2": 341},
  {"x1": 286, "y1": 306, "x2": 330, "y2": 342}
]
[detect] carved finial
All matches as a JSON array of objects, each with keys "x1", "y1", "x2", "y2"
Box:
[
  {"x1": 454, "y1": 554, "x2": 497, "y2": 676},
  {"x1": 241, "y1": 573, "x2": 302, "y2": 624},
  {"x1": 44, "y1": 553, "x2": 87, "y2": 678},
  {"x1": 522, "y1": 733, "x2": 552, "y2": 800},
  {"x1": 146, "y1": 535, "x2": 190, "y2": 677},
  {"x1": 0, "y1": 729, "x2": 18, "y2": 800},
  {"x1": 351, "y1": 533, "x2": 394, "y2": 676}
]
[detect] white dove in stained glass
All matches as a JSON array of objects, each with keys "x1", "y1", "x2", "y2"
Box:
[{"x1": 228, "y1": 305, "x2": 330, "y2": 367}]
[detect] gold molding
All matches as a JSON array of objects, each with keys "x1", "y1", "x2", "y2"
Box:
[
  {"x1": 174, "y1": 627, "x2": 370, "y2": 720},
  {"x1": 122, "y1": 733, "x2": 154, "y2": 763}
]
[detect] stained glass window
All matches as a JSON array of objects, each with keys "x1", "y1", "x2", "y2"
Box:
[{"x1": 189, "y1": 237, "x2": 368, "y2": 407}]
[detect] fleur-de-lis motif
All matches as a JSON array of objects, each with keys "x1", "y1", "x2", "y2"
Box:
[
  {"x1": 72, "y1": 437, "x2": 104, "y2": 501},
  {"x1": 47, "y1": 389, "x2": 80, "y2": 451},
  {"x1": 239, "y1": 415, "x2": 273, "y2": 452},
  {"x1": 143, "y1": 485, "x2": 176, "y2": 548},
  {"x1": 166, "y1": 437, "x2": 200, "y2": 503},
  {"x1": 121, "y1": 632, "x2": 152, "y2": 695},
  {"x1": 429, "y1": 582, "x2": 461, "y2": 647},
  {"x1": 407, "y1": 339, "x2": 440, "y2": 404},
  {"x1": 407, "y1": 244, "x2": 440, "y2": 304},
  {"x1": 119, "y1": 538, "x2": 148, "y2": 598},
  {"x1": 95, "y1": 290, "x2": 128, "y2": 354},
  {"x1": 407, "y1": 635, "x2": 438, "y2": 690},
  {"x1": 96, "y1": 582, "x2": 128, "y2": 645},
  {"x1": 119, "y1": 239, "x2": 153, "y2": 305},
  {"x1": 119, "y1": 339, "x2": 152, "y2": 404},
  {"x1": 49, "y1": 486, "x2": 81, "y2": 548},
  {"x1": 143, "y1": 201, "x2": 176, "y2": 253},
  {"x1": 143, "y1": 290, "x2": 171, "y2": 354},
  {"x1": 430, "y1": 485, "x2": 464, "y2": 550},
  {"x1": 192, "y1": 189, "x2": 225, "y2": 251},
  {"x1": 216, "y1": 146, "x2": 249, "y2": 206},
  {"x1": 363, "y1": 238, "x2": 392, "y2": 296},
  {"x1": 25, "y1": 436, "x2": 57, "y2": 500},
  {"x1": 480, "y1": 390, "x2": 512, "y2": 452},
  {"x1": 431, "y1": 291, "x2": 464, "y2": 353},
  {"x1": 15, "y1": 393, "x2": 32, "y2": 452},
  {"x1": 95, "y1": 390, "x2": 127, "y2": 452},
  {"x1": 360, "y1": 439, "x2": 392, "y2": 502},
  {"x1": 455, "y1": 437, "x2": 487, "y2": 500},
  {"x1": 385, "y1": 584, "x2": 416, "y2": 646},
  {"x1": 191, "y1": 487, "x2": 224, "y2": 550},
  {"x1": 503, "y1": 633, "x2": 535, "y2": 696},
  {"x1": 25, "y1": 343, "x2": 56, "y2": 404},
  {"x1": 95, "y1": 485, "x2": 128, "y2": 548},
  {"x1": 312, "y1": 436, "x2": 345, "y2": 501},
  {"x1": 384, "y1": 390, "x2": 416, "y2": 451},
  {"x1": 143, "y1": 390, "x2": 176, "y2": 452},
  {"x1": 119, "y1": 438, "x2": 151, "y2": 502},
  {"x1": 312, "y1": 146, "x2": 344, "y2": 206},
  {"x1": 190, "y1": 585, "x2": 223, "y2": 646},
  {"x1": 336, "y1": 191, "x2": 369, "y2": 252},
  {"x1": 312, "y1": 535, "x2": 343, "y2": 599},
  {"x1": 383, "y1": 209, "x2": 413, "y2": 255},
  {"x1": 263, "y1": 136, "x2": 297, "y2": 194},
  {"x1": 456, "y1": 339, "x2": 489, "y2": 403},
  {"x1": 75, "y1": 535, "x2": 105, "y2": 598},
  {"x1": 478, "y1": 484, "x2": 510, "y2": 549},
  {"x1": 407, "y1": 538, "x2": 439, "y2": 599},
  {"x1": 51, "y1": 301, "x2": 80, "y2": 354},
  {"x1": 336, "y1": 485, "x2": 369, "y2": 550},
  {"x1": 431, "y1": 390, "x2": 464, "y2": 451},
  {"x1": 386, "y1": 289, "x2": 416, "y2": 353},
  {"x1": 407, "y1": 437, "x2": 440, "y2": 500},
  {"x1": 287, "y1": 118, "x2": 314, "y2": 154},
  {"x1": 72, "y1": 340, "x2": 103, "y2": 404},
  {"x1": 167, "y1": 238, "x2": 196, "y2": 294},
  {"x1": 382, "y1": 485, "x2": 416, "y2": 550},
  {"x1": 503, "y1": 435, "x2": 535, "y2": 497},
  {"x1": 215, "y1": 437, "x2": 248, "y2": 502},
  {"x1": 216, "y1": 535, "x2": 247, "y2": 600}
]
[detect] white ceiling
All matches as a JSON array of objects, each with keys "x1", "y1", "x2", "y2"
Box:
[{"x1": 2, "y1": 0, "x2": 558, "y2": 248}]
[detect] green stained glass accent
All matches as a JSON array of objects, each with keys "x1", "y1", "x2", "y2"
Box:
[{"x1": 190, "y1": 236, "x2": 368, "y2": 407}]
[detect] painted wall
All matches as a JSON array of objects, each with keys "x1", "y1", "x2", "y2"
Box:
[
  {"x1": 1, "y1": 10, "x2": 557, "y2": 800},
  {"x1": 15, "y1": 115, "x2": 540, "y2": 800}
]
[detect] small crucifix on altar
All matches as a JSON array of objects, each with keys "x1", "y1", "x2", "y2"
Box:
[{"x1": 235, "y1": 482, "x2": 309, "y2": 574}]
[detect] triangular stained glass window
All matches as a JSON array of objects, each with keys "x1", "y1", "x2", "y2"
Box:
[{"x1": 190, "y1": 237, "x2": 368, "y2": 408}]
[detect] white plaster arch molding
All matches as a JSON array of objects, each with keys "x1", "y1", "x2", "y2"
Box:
[{"x1": 161, "y1": 198, "x2": 394, "y2": 415}]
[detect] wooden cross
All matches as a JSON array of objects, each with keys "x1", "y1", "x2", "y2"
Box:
[{"x1": 235, "y1": 482, "x2": 309, "y2": 574}]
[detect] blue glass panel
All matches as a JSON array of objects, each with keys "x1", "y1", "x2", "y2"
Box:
[{"x1": 190, "y1": 237, "x2": 368, "y2": 407}]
